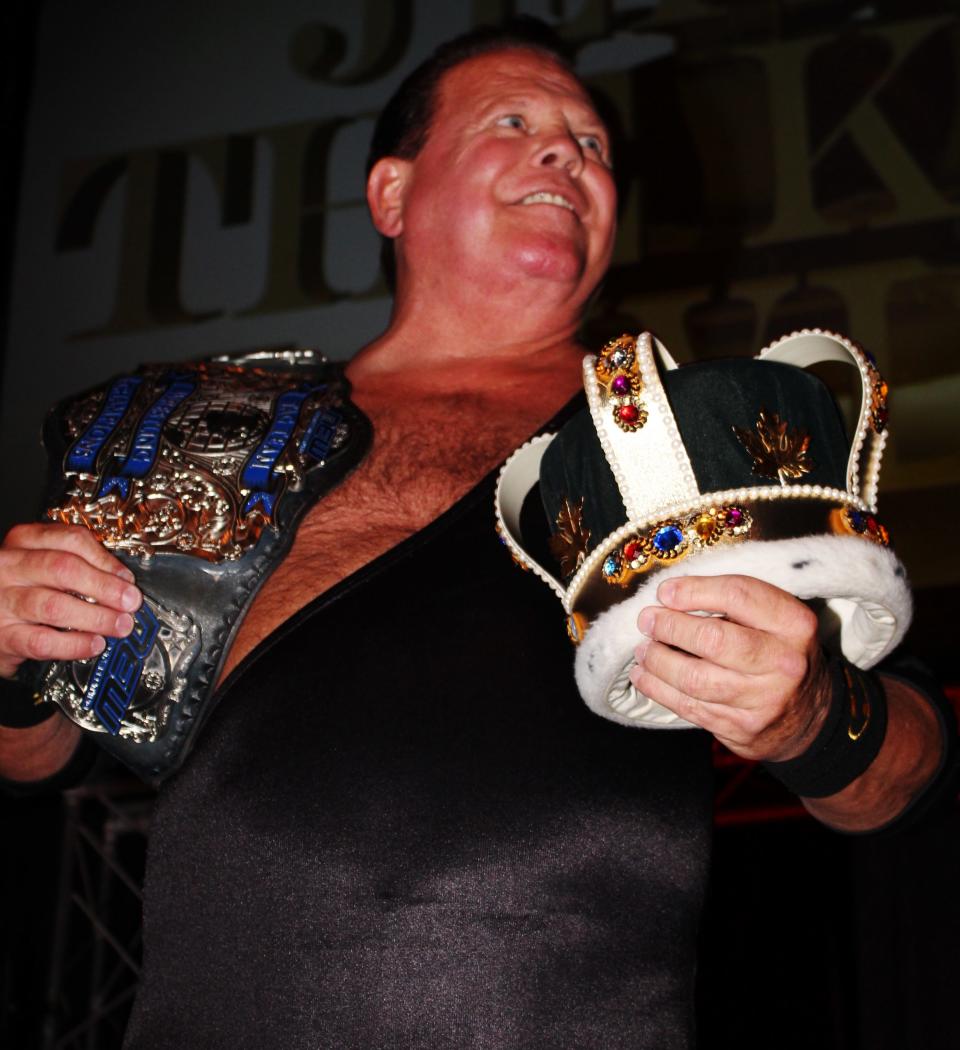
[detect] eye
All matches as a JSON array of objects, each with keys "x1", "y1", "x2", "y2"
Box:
[
  {"x1": 578, "y1": 134, "x2": 606, "y2": 157},
  {"x1": 496, "y1": 114, "x2": 526, "y2": 131}
]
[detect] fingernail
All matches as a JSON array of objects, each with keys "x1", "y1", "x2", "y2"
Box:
[
  {"x1": 638, "y1": 608, "x2": 655, "y2": 636},
  {"x1": 115, "y1": 613, "x2": 134, "y2": 636},
  {"x1": 120, "y1": 585, "x2": 141, "y2": 612},
  {"x1": 634, "y1": 638, "x2": 649, "y2": 665},
  {"x1": 91, "y1": 636, "x2": 106, "y2": 656},
  {"x1": 658, "y1": 579, "x2": 677, "y2": 604},
  {"x1": 116, "y1": 567, "x2": 136, "y2": 584}
]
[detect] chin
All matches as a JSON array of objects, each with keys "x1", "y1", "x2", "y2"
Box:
[{"x1": 511, "y1": 242, "x2": 586, "y2": 285}]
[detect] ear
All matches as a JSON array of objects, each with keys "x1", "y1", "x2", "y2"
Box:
[{"x1": 366, "y1": 157, "x2": 412, "y2": 239}]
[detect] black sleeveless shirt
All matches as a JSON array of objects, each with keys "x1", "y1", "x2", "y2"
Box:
[{"x1": 123, "y1": 465, "x2": 714, "y2": 1050}]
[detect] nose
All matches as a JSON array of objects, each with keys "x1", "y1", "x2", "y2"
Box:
[{"x1": 533, "y1": 131, "x2": 584, "y2": 177}]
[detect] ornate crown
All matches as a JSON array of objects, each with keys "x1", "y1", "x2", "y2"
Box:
[{"x1": 495, "y1": 329, "x2": 910, "y2": 729}]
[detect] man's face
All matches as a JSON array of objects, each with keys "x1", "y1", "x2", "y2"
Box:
[{"x1": 393, "y1": 49, "x2": 618, "y2": 308}]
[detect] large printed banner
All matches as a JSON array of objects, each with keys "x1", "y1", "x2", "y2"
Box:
[{"x1": 4, "y1": 0, "x2": 959, "y2": 585}]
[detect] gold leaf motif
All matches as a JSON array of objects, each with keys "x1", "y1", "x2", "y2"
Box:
[
  {"x1": 732, "y1": 409, "x2": 814, "y2": 486},
  {"x1": 548, "y1": 497, "x2": 591, "y2": 578}
]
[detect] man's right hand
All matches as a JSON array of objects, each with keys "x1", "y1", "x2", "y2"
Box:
[{"x1": 0, "y1": 523, "x2": 142, "y2": 679}]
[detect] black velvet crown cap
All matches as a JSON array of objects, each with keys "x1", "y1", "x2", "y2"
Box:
[{"x1": 539, "y1": 357, "x2": 850, "y2": 562}]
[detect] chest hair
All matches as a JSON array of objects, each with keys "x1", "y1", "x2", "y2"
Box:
[{"x1": 220, "y1": 393, "x2": 551, "y2": 679}]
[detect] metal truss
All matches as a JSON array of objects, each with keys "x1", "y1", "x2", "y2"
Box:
[{"x1": 41, "y1": 778, "x2": 153, "y2": 1050}]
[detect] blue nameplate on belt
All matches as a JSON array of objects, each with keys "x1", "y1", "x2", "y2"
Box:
[{"x1": 29, "y1": 349, "x2": 371, "y2": 784}]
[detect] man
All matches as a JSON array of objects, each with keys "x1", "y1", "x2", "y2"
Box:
[{"x1": 0, "y1": 22, "x2": 950, "y2": 1049}]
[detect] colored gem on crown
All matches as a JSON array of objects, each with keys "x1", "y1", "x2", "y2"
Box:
[
  {"x1": 596, "y1": 335, "x2": 636, "y2": 379},
  {"x1": 602, "y1": 505, "x2": 754, "y2": 588},
  {"x1": 693, "y1": 513, "x2": 716, "y2": 541},
  {"x1": 595, "y1": 334, "x2": 648, "y2": 434},
  {"x1": 831, "y1": 506, "x2": 891, "y2": 547},
  {"x1": 566, "y1": 612, "x2": 589, "y2": 645},
  {"x1": 602, "y1": 553, "x2": 621, "y2": 579},
  {"x1": 653, "y1": 524, "x2": 684, "y2": 553},
  {"x1": 868, "y1": 366, "x2": 889, "y2": 433},
  {"x1": 613, "y1": 400, "x2": 648, "y2": 431}
]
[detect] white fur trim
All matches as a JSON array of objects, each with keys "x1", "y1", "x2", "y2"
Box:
[{"x1": 574, "y1": 535, "x2": 912, "y2": 729}]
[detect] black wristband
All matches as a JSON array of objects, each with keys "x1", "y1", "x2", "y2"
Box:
[
  {"x1": 763, "y1": 654, "x2": 888, "y2": 799},
  {"x1": 0, "y1": 673, "x2": 56, "y2": 729}
]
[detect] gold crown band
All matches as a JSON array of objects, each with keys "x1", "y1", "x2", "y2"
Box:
[{"x1": 565, "y1": 498, "x2": 891, "y2": 633}]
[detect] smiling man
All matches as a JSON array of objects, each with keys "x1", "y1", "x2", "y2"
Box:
[{"x1": 0, "y1": 20, "x2": 953, "y2": 1050}]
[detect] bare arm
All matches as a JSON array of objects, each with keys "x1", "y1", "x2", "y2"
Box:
[
  {"x1": 0, "y1": 714, "x2": 83, "y2": 783},
  {"x1": 0, "y1": 523, "x2": 140, "y2": 783},
  {"x1": 628, "y1": 574, "x2": 947, "y2": 832},
  {"x1": 801, "y1": 673, "x2": 944, "y2": 831}
]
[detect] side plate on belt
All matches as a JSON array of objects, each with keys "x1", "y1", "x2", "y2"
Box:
[{"x1": 29, "y1": 349, "x2": 371, "y2": 783}]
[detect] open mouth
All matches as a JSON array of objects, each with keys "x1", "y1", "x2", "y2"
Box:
[{"x1": 519, "y1": 191, "x2": 577, "y2": 214}]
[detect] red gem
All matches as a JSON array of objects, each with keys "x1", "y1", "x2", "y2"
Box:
[
  {"x1": 726, "y1": 507, "x2": 743, "y2": 526},
  {"x1": 866, "y1": 516, "x2": 878, "y2": 533},
  {"x1": 624, "y1": 541, "x2": 641, "y2": 561},
  {"x1": 617, "y1": 404, "x2": 640, "y2": 424}
]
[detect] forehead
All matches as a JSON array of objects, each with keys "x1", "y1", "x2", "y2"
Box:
[{"x1": 435, "y1": 48, "x2": 602, "y2": 126}]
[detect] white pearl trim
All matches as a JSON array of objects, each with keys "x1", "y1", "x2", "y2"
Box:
[
  {"x1": 494, "y1": 328, "x2": 893, "y2": 620},
  {"x1": 759, "y1": 327, "x2": 887, "y2": 513},
  {"x1": 493, "y1": 434, "x2": 566, "y2": 601}
]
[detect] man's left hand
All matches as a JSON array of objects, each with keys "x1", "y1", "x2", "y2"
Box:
[{"x1": 629, "y1": 574, "x2": 832, "y2": 762}]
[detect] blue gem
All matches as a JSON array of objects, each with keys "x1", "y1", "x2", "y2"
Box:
[
  {"x1": 602, "y1": 555, "x2": 620, "y2": 577},
  {"x1": 849, "y1": 511, "x2": 866, "y2": 533},
  {"x1": 653, "y1": 524, "x2": 684, "y2": 553}
]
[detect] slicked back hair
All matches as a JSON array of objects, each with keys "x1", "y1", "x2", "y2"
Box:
[{"x1": 365, "y1": 18, "x2": 581, "y2": 291}]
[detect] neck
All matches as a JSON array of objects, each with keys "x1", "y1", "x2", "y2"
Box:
[{"x1": 348, "y1": 275, "x2": 590, "y2": 394}]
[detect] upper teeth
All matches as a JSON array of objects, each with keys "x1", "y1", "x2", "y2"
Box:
[{"x1": 521, "y1": 192, "x2": 574, "y2": 211}]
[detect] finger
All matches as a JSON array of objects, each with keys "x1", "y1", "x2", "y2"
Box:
[
  {"x1": 4, "y1": 523, "x2": 135, "y2": 581},
  {"x1": 657, "y1": 574, "x2": 818, "y2": 644},
  {"x1": 629, "y1": 652, "x2": 767, "y2": 746},
  {"x1": 0, "y1": 549, "x2": 141, "y2": 614},
  {"x1": 7, "y1": 586, "x2": 135, "y2": 638},
  {"x1": 638, "y1": 606, "x2": 785, "y2": 677},
  {"x1": 635, "y1": 635, "x2": 746, "y2": 706},
  {"x1": 629, "y1": 658, "x2": 705, "y2": 726},
  {"x1": 1, "y1": 621, "x2": 107, "y2": 666}
]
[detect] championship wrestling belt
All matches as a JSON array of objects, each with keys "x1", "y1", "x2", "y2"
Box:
[
  {"x1": 23, "y1": 349, "x2": 371, "y2": 783},
  {"x1": 496, "y1": 329, "x2": 912, "y2": 730}
]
